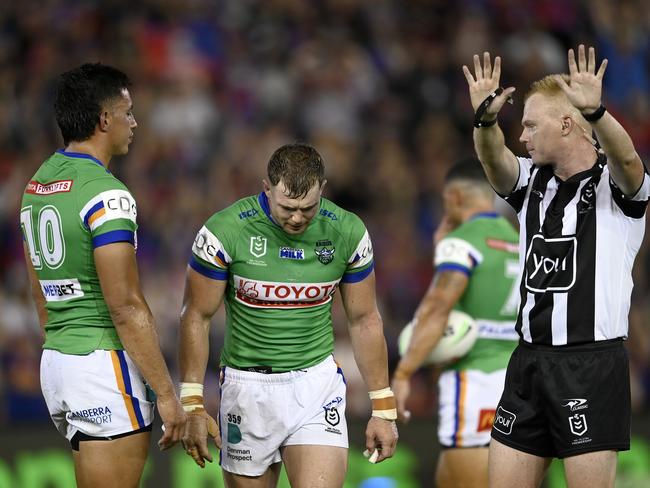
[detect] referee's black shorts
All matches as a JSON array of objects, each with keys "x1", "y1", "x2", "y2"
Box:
[{"x1": 491, "y1": 338, "x2": 630, "y2": 459}]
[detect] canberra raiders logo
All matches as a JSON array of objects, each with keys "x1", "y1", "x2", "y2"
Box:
[{"x1": 315, "y1": 239, "x2": 335, "y2": 265}]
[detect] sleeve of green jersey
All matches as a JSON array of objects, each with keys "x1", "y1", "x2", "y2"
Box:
[
  {"x1": 341, "y1": 214, "x2": 374, "y2": 284},
  {"x1": 77, "y1": 177, "x2": 138, "y2": 249},
  {"x1": 188, "y1": 215, "x2": 232, "y2": 281},
  {"x1": 434, "y1": 231, "x2": 483, "y2": 276}
]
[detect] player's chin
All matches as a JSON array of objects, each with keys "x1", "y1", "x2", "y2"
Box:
[
  {"x1": 284, "y1": 224, "x2": 306, "y2": 234},
  {"x1": 119, "y1": 139, "x2": 134, "y2": 155}
]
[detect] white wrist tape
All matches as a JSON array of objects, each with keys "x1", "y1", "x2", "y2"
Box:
[
  {"x1": 180, "y1": 382, "x2": 204, "y2": 412},
  {"x1": 368, "y1": 387, "x2": 394, "y2": 400},
  {"x1": 368, "y1": 387, "x2": 397, "y2": 420},
  {"x1": 371, "y1": 409, "x2": 398, "y2": 420},
  {"x1": 180, "y1": 382, "x2": 204, "y2": 397}
]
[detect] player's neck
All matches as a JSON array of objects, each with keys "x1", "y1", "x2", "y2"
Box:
[
  {"x1": 64, "y1": 140, "x2": 111, "y2": 168},
  {"x1": 459, "y1": 204, "x2": 495, "y2": 223}
]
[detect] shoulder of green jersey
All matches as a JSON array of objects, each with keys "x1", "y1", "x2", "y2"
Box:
[
  {"x1": 79, "y1": 188, "x2": 137, "y2": 231},
  {"x1": 347, "y1": 229, "x2": 373, "y2": 268},
  {"x1": 192, "y1": 225, "x2": 232, "y2": 269},
  {"x1": 435, "y1": 236, "x2": 483, "y2": 269}
]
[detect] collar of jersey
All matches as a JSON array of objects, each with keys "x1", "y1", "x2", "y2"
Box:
[
  {"x1": 258, "y1": 192, "x2": 280, "y2": 227},
  {"x1": 553, "y1": 153, "x2": 605, "y2": 184},
  {"x1": 470, "y1": 211, "x2": 499, "y2": 220},
  {"x1": 57, "y1": 149, "x2": 109, "y2": 171}
]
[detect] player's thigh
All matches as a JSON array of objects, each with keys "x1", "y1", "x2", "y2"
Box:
[
  {"x1": 281, "y1": 445, "x2": 347, "y2": 488},
  {"x1": 435, "y1": 447, "x2": 488, "y2": 488},
  {"x1": 73, "y1": 430, "x2": 150, "y2": 488},
  {"x1": 223, "y1": 463, "x2": 282, "y2": 488},
  {"x1": 488, "y1": 438, "x2": 550, "y2": 488},
  {"x1": 563, "y1": 450, "x2": 617, "y2": 488}
]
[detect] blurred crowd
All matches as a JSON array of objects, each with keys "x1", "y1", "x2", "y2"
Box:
[{"x1": 1, "y1": 0, "x2": 649, "y2": 425}]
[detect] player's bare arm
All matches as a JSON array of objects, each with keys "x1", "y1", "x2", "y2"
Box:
[
  {"x1": 95, "y1": 242, "x2": 186, "y2": 450},
  {"x1": 392, "y1": 269, "x2": 468, "y2": 422},
  {"x1": 554, "y1": 44, "x2": 645, "y2": 196},
  {"x1": 23, "y1": 242, "x2": 47, "y2": 335},
  {"x1": 340, "y1": 271, "x2": 398, "y2": 463},
  {"x1": 179, "y1": 267, "x2": 226, "y2": 467},
  {"x1": 463, "y1": 52, "x2": 519, "y2": 194}
]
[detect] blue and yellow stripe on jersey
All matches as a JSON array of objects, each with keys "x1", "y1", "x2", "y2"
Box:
[
  {"x1": 83, "y1": 201, "x2": 106, "y2": 229},
  {"x1": 110, "y1": 350, "x2": 146, "y2": 430}
]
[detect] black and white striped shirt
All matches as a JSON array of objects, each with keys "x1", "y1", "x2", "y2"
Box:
[{"x1": 503, "y1": 154, "x2": 650, "y2": 346}]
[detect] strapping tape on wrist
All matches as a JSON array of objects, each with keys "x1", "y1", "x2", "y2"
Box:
[{"x1": 369, "y1": 387, "x2": 397, "y2": 420}]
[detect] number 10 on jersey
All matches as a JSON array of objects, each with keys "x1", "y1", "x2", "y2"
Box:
[{"x1": 20, "y1": 205, "x2": 66, "y2": 270}]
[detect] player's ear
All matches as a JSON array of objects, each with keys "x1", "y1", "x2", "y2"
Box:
[
  {"x1": 319, "y1": 180, "x2": 327, "y2": 195},
  {"x1": 262, "y1": 179, "x2": 271, "y2": 194},
  {"x1": 99, "y1": 110, "x2": 111, "y2": 132}
]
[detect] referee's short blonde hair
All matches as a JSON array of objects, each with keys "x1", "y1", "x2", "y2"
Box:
[{"x1": 524, "y1": 74, "x2": 570, "y2": 102}]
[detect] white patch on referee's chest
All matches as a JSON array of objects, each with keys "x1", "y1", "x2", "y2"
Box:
[{"x1": 525, "y1": 235, "x2": 577, "y2": 292}]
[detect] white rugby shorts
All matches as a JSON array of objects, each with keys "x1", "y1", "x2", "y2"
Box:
[
  {"x1": 438, "y1": 368, "x2": 506, "y2": 447},
  {"x1": 40, "y1": 349, "x2": 154, "y2": 441},
  {"x1": 218, "y1": 355, "x2": 348, "y2": 476}
]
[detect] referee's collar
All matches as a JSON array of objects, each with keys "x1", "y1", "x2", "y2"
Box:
[{"x1": 554, "y1": 153, "x2": 605, "y2": 183}]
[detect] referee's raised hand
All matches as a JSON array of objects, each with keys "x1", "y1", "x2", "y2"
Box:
[
  {"x1": 553, "y1": 44, "x2": 607, "y2": 114},
  {"x1": 462, "y1": 52, "x2": 516, "y2": 117}
]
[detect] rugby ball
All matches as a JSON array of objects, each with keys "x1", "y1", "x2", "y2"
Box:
[{"x1": 398, "y1": 310, "x2": 478, "y2": 365}]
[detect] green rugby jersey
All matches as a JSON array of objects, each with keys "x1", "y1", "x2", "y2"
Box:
[
  {"x1": 20, "y1": 150, "x2": 138, "y2": 354},
  {"x1": 434, "y1": 213, "x2": 520, "y2": 373},
  {"x1": 190, "y1": 193, "x2": 374, "y2": 372}
]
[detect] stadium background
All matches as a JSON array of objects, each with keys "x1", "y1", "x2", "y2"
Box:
[{"x1": 1, "y1": 0, "x2": 649, "y2": 486}]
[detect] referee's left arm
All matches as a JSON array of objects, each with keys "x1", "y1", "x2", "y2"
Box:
[{"x1": 589, "y1": 111, "x2": 645, "y2": 196}]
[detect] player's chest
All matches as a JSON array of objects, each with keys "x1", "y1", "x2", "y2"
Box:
[{"x1": 228, "y1": 226, "x2": 347, "y2": 284}]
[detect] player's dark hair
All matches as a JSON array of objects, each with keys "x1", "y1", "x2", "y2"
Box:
[
  {"x1": 54, "y1": 63, "x2": 131, "y2": 145},
  {"x1": 267, "y1": 143, "x2": 325, "y2": 198},
  {"x1": 445, "y1": 158, "x2": 490, "y2": 185}
]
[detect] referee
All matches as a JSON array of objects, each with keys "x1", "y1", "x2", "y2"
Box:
[{"x1": 462, "y1": 44, "x2": 649, "y2": 488}]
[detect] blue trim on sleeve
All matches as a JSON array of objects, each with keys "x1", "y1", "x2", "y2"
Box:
[
  {"x1": 92, "y1": 230, "x2": 135, "y2": 248},
  {"x1": 436, "y1": 263, "x2": 471, "y2": 276},
  {"x1": 341, "y1": 261, "x2": 374, "y2": 283},
  {"x1": 189, "y1": 255, "x2": 229, "y2": 280}
]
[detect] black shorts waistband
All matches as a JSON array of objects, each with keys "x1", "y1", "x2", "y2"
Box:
[{"x1": 518, "y1": 337, "x2": 624, "y2": 353}]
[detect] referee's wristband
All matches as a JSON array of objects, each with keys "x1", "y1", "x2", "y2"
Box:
[
  {"x1": 180, "y1": 382, "x2": 204, "y2": 413},
  {"x1": 369, "y1": 387, "x2": 397, "y2": 421},
  {"x1": 582, "y1": 104, "x2": 606, "y2": 122}
]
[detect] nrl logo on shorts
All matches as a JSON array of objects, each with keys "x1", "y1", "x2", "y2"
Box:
[
  {"x1": 569, "y1": 413, "x2": 588, "y2": 436},
  {"x1": 324, "y1": 406, "x2": 340, "y2": 426},
  {"x1": 315, "y1": 239, "x2": 335, "y2": 265},
  {"x1": 250, "y1": 236, "x2": 267, "y2": 258}
]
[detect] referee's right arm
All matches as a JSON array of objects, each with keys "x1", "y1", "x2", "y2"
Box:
[{"x1": 463, "y1": 52, "x2": 520, "y2": 195}]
